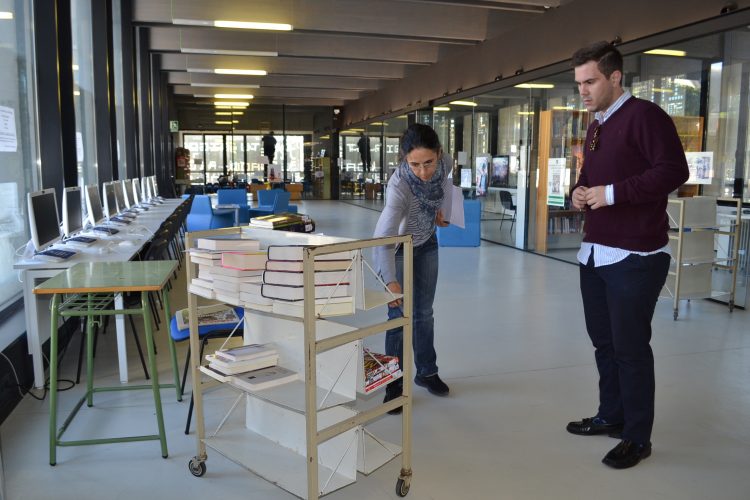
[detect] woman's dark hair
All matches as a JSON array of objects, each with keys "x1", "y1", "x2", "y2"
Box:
[
  {"x1": 400, "y1": 123, "x2": 441, "y2": 158},
  {"x1": 571, "y1": 41, "x2": 623, "y2": 79}
]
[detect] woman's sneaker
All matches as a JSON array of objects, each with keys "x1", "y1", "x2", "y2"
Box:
[{"x1": 414, "y1": 374, "x2": 449, "y2": 396}]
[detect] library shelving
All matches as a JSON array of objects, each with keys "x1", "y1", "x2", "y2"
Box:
[
  {"x1": 662, "y1": 196, "x2": 742, "y2": 320},
  {"x1": 184, "y1": 226, "x2": 414, "y2": 499}
]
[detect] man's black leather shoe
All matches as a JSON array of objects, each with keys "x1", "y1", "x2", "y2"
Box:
[
  {"x1": 566, "y1": 416, "x2": 624, "y2": 436},
  {"x1": 383, "y1": 380, "x2": 403, "y2": 415},
  {"x1": 414, "y1": 374, "x2": 449, "y2": 396},
  {"x1": 602, "y1": 440, "x2": 651, "y2": 469}
]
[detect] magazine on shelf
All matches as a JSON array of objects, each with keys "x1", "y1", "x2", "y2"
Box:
[
  {"x1": 261, "y1": 282, "x2": 352, "y2": 301},
  {"x1": 205, "y1": 353, "x2": 279, "y2": 375},
  {"x1": 267, "y1": 244, "x2": 355, "y2": 262},
  {"x1": 363, "y1": 350, "x2": 402, "y2": 393},
  {"x1": 221, "y1": 251, "x2": 269, "y2": 270},
  {"x1": 195, "y1": 236, "x2": 261, "y2": 251},
  {"x1": 215, "y1": 343, "x2": 278, "y2": 362},
  {"x1": 265, "y1": 259, "x2": 353, "y2": 272},
  {"x1": 230, "y1": 365, "x2": 298, "y2": 391},
  {"x1": 262, "y1": 269, "x2": 352, "y2": 287},
  {"x1": 175, "y1": 303, "x2": 240, "y2": 331}
]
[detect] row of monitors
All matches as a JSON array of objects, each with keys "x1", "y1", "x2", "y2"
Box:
[{"x1": 27, "y1": 176, "x2": 160, "y2": 252}]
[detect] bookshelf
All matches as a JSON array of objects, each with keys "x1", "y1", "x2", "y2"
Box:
[
  {"x1": 184, "y1": 227, "x2": 413, "y2": 499},
  {"x1": 662, "y1": 196, "x2": 741, "y2": 320},
  {"x1": 535, "y1": 109, "x2": 592, "y2": 253}
]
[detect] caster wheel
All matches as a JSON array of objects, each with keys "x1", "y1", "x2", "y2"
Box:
[
  {"x1": 189, "y1": 457, "x2": 206, "y2": 477},
  {"x1": 673, "y1": 311, "x2": 678, "y2": 321},
  {"x1": 396, "y1": 478, "x2": 410, "y2": 497}
]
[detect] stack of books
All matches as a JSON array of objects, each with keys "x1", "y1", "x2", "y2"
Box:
[
  {"x1": 249, "y1": 213, "x2": 315, "y2": 233},
  {"x1": 205, "y1": 343, "x2": 279, "y2": 376},
  {"x1": 260, "y1": 244, "x2": 356, "y2": 316},
  {"x1": 362, "y1": 350, "x2": 402, "y2": 393}
]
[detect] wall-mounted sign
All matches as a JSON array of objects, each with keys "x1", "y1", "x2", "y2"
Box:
[{"x1": 169, "y1": 120, "x2": 179, "y2": 132}]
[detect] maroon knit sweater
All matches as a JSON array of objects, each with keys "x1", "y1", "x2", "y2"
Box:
[{"x1": 573, "y1": 96, "x2": 689, "y2": 251}]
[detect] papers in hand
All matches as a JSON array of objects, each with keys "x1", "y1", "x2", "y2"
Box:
[{"x1": 441, "y1": 184, "x2": 465, "y2": 228}]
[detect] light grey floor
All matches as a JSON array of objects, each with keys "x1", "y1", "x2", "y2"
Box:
[{"x1": 2, "y1": 200, "x2": 750, "y2": 500}]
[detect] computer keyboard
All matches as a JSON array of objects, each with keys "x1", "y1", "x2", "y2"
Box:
[
  {"x1": 93, "y1": 226, "x2": 120, "y2": 235},
  {"x1": 110, "y1": 216, "x2": 132, "y2": 225},
  {"x1": 64, "y1": 235, "x2": 98, "y2": 248},
  {"x1": 35, "y1": 248, "x2": 77, "y2": 261}
]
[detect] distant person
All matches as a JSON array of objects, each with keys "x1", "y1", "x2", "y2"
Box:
[
  {"x1": 566, "y1": 41, "x2": 688, "y2": 470},
  {"x1": 262, "y1": 131, "x2": 277, "y2": 164},
  {"x1": 357, "y1": 132, "x2": 372, "y2": 172},
  {"x1": 373, "y1": 123, "x2": 453, "y2": 415}
]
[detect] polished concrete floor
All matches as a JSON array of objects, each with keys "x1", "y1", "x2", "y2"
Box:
[{"x1": 2, "y1": 200, "x2": 749, "y2": 500}]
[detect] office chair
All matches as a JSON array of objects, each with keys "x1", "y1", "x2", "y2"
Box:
[{"x1": 499, "y1": 190, "x2": 517, "y2": 233}]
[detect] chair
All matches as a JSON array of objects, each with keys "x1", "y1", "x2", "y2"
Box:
[
  {"x1": 185, "y1": 195, "x2": 234, "y2": 232},
  {"x1": 169, "y1": 307, "x2": 244, "y2": 433},
  {"x1": 217, "y1": 188, "x2": 250, "y2": 224},
  {"x1": 256, "y1": 189, "x2": 277, "y2": 211},
  {"x1": 498, "y1": 190, "x2": 517, "y2": 232}
]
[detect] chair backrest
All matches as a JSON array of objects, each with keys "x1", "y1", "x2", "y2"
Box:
[
  {"x1": 217, "y1": 188, "x2": 248, "y2": 207},
  {"x1": 257, "y1": 189, "x2": 276, "y2": 206},
  {"x1": 499, "y1": 190, "x2": 515, "y2": 210},
  {"x1": 272, "y1": 190, "x2": 291, "y2": 213}
]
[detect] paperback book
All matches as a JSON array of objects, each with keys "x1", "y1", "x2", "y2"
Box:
[
  {"x1": 215, "y1": 343, "x2": 278, "y2": 362},
  {"x1": 205, "y1": 353, "x2": 279, "y2": 375},
  {"x1": 196, "y1": 236, "x2": 261, "y2": 251},
  {"x1": 221, "y1": 251, "x2": 268, "y2": 270},
  {"x1": 175, "y1": 303, "x2": 240, "y2": 331},
  {"x1": 267, "y1": 245, "x2": 355, "y2": 262},
  {"x1": 271, "y1": 296, "x2": 355, "y2": 317},
  {"x1": 262, "y1": 269, "x2": 352, "y2": 287},
  {"x1": 230, "y1": 366, "x2": 298, "y2": 391},
  {"x1": 265, "y1": 259, "x2": 353, "y2": 272}
]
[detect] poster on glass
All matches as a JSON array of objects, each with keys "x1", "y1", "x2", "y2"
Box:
[
  {"x1": 547, "y1": 158, "x2": 566, "y2": 207},
  {"x1": 475, "y1": 156, "x2": 489, "y2": 196},
  {"x1": 685, "y1": 152, "x2": 713, "y2": 185}
]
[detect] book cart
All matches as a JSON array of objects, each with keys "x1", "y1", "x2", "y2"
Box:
[
  {"x1": 184, "y1": 226, "x2": 414, "y2": 499},
  {"x1": 663, "y1": 196, "x2": 742, "y2": 320}
]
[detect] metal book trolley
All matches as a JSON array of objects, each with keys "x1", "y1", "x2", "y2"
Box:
[{"x1": 184, "y1": 226, "x2": 414, "y2": 499}]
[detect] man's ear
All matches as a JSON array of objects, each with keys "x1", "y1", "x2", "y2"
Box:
[{"x1": 611, "y1": 70, "x2": 623, "y2": 87}]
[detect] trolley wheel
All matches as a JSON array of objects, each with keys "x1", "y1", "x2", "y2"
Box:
[
  {"x1": 673, "y1": 310, "x2": 678, "y2": 321},
  {"x1": 729, "y1": 301, "x2": 735, "y2": 313},
  {"x1": 189, "y1": 457, "x2": 206, "y2": 477},
  {"x1": 396, "y1": 477, "x2": 410, "y2": 497}
]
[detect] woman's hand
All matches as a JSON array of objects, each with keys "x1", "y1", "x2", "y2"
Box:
[
  {"x1": 387, "y1": 281, "x2": 403, "y2": 307},
  {"x1": 435, "y1": 209, "x2": 449, "y2": 227}
]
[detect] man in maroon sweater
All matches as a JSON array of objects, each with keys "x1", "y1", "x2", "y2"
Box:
[{"x1": 565, "y1": 41, "x2": 689, "y2": 469}]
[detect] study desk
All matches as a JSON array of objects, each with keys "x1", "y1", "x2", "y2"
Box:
[
  {"x1": 14, "y1": 199, "x2": 183, "y2": 389},
  {"x1": 34, "y1": 260, "x2": 178, "y2": 465}
]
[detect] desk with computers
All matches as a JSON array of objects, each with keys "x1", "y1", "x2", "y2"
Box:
[{"x1": 15, "y1": 175, "x2": 181, "y2": 389}]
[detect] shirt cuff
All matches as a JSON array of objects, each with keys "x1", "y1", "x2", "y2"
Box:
[{"x1": 605, "y1": 184, "x2": 614, "y2": 206}]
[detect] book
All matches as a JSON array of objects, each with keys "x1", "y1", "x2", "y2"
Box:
[
  {"x1": 271, "y1": 296, "x2": 355, "y2": 317},
  {"x1": 265, "y1": 259, "x2": 353, "y2": 272},
  {"x1": 249, "y1": 213, "x2": 312, "y2": 228},
  {"x1": 214, "y1": 343, "x2": 277, "y2": 362},
  {"x1": 205, "y1": 353, "x2": 279, "y2": 375},
  {"x1": 188, "y1": 249, "x2": 222, "y2": 260},
  {"x1": 212, "y1": 279, "x2": 244, "y2": 293},
  {"x1": 215, "y1": 291, "x2": 240, "y2": 305},
  {"x1": 267, "y1": 245, "x2": 354, "y2": 262},
  {"x1": 190, "y1": 255, "x2": 220, "y2": 266},
  {"x1": 197, "y1": 267, "x2": 214, "y2": 281},
  {"x1": 230, "y1": 365, "x2": 298, "y2": 391},
  {"x1": 191, "y1": 278, "x2": 214, "y2": 289},
  {"x1": 188, "y1": 282, "x2": 215, "y2": 299},
  {"x1": 221, "y1": 251, "x2": 268, "y2": 270},
  {"x1": 362, "y1": 350, "x2": 402, "y2": 393},
  {"x1": 175, "y1": 304, "x2": 240, "y2": 331},
  {"x1": 239, "y1": 291, "x2": 274, "y2": 306},
  {"x1": 196, "y1": 236, "x2": 261, "y2": 251},
  {"x1": 209, "y1": 265, "x2": 264, "y2": 278},
  {"x1": 238, "y1": 278, "x2": 263, "y2": 295},
  {"x1": 261, "y1": 282, "x2": 352, "y2": 301},
  {"x1": 263, "y1": 269, "x2": 352, "y2": 287}
]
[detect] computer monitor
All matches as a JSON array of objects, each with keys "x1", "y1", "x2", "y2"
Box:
[
  {"x1": 491, "y1": 156, "x2": 510, "y2": 188},
  {"x1": 141, "y1": 177, "x2": 152, "y2": 202},
  {"x1": 27, "y1": 188, "x2": 62, "y2": 251},
  {"x1": 85, "y1": 184, "x2": 105, "y2": 226},
  {"x1": 114, "y1": 180, "x2": 128, "y2": 211},
  {"x1": 151, "y1": 176, "x2": 159, "y2": 197},
  {"x1": 132, "y1": 178, "x2": 142, "y2": 205},
  {"x1": 62, "y1": 186, "x2": 84, "y2": 237},
  {"x1": 123, "y1": 178, "x2": 135, "y2": 208},
  {"x1": 102, "y1": 182, "x2": 118, "y2": 219}
]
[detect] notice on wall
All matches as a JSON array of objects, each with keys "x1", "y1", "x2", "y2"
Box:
[
  {"x1": 547, "y1": 158, "x2": 566, "y2": 207},
  {"x1": 685, "y1": 151, "x2": 713, "y2": 185},
  {"x1": 0, "y1": 106, "x2": 17, "y2": 152}
]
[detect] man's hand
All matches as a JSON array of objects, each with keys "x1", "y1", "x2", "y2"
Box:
[
  {"x1": 386, "y1": 281, "x2": 403, "y2": 307},
  {"x1": 584, "y1": 185, "x2": 609, "y2": 210},
  {"x1": 572, "y1": 186, "x2": 588, "y2": 210},
  {"x1": 435, "y1": 209, "x2": 449, "y2": 227}
]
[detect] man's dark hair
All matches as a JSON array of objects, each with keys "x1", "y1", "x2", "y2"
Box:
[
  {"x1": 400, "y1": 123, "x2": 441, "y2": 157},
  {"x1": 571, "y1": 41, "x2": 623, "y2": 78}
]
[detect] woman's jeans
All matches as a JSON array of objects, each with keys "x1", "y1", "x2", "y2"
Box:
[{"x1": 386, "y1": 233, "x2": 439, "y2": 378}]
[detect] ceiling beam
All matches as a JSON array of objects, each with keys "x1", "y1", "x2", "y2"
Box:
[{"x1": 396, "y1": 0, "x2": 554, "y2": 13}]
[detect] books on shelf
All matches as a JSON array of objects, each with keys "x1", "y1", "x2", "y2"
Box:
[
  {"x1": 215, "y1": 343, "x2": 277, "y2": 362},
  {"x1": 191, "y1": 278, "x2": 214, "y2": 289},
  {"x1": 208, "y1": 265, "x2": 264, "y2": 278},
  {"x1": 189, "y1": 249, "x2": 223, "y2": 261},
  {"x1": 196, "y1": 236, "x2": 260, "y2": 251},
  {"x1": 267, "y1": 244, "x2": 354, "y2": 262},
  {"x1": 188, "y1": 281, "x2": 215, "y2": 299},
  {"x1": 265, "y1": 259, "x2": 353, "y2": 272},
  {"x1": 230, "y1": 365, "x2": 298, "y2": 391},
  {"x1": 175, "y1": 303, "x2": 240, "y2": 331},
  {"x1": 206, "y1": 353, "x2": 279, "y2": 375},
  {"x1": 362, "y1": 350, "x2": 402, "y2": 393},
  {"x1": 222, "y1": 251, "x2": 268, "y2": 270},
  {"x1": 215, "y1": 290, "x2": 241, "y2": 305},
  {"x1": 263, "y1": 269, "x2": 352, "y2": 287},
  {"x1": 261, "y1": 282, "x2": 352, "y2": 301},
  {"x1": 238, "y1": 277, "x2": 263, "y2": 295},
  {"x1": 271, "y1": 296, "x2": 355, "y2": 317}
]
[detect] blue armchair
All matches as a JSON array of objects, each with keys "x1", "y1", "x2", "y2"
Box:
[
  {"x1": 248, "y1": 190, "x2": 297, "y2": 219},
  {"x1": 217, "y1": 188, "x2": 250, "y2": 224},
  {"x1": 186, "y1": 195, "x2": 234, "y2": 232}
]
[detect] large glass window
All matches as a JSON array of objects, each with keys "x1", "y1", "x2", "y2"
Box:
[
  {"x1": 70, "y1": 0, "x2": 97, "y2": 188},
  {"x1": 204, "y1": 134, "x2": 224, "y2": 183},
  {"x1": 183, "y1": 134, "x2": 204, "y2": 184}
]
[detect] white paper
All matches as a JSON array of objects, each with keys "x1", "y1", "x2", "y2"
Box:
[
  {"x1": 442, "y1": 185, "x2": 464, "y2": 228},
  {"x1": 457, "y1": 151, "x2": 468, "y2": 166},
  {"x1": 76, "y1": 132, "x2": 84, "y2": 162},
  {"x1": 685, "y1": 151, "x2": 713, "y2": 185},
  {"x1": 546, "y1": 158, "x2": 566, "y2": 207},
  {"x1": 0, "y1": 106, "x2": 17, "y2": 152}
]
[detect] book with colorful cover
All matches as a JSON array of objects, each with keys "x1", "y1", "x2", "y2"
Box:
[
  {"x1": 175, "y1": 304, "x2": 240, "y2": 331},
  {"x1": 363, "y1": 350, "x2": 402, "y2": 393}
]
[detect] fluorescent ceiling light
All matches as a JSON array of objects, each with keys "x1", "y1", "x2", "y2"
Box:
[
  {"x1": 190, "y1": 83, "x2": 260, "y2": 89},
  {"x1": 553, "y1": 106, "x2": 574, "y2": 110},
  {"x1": 517, "y1": 111, "x2": 535, "y2": 115},
  {"x1": 0, "y1": 11, "x2": 13, "y2": 20},
  {"x1": 369, "y1": 122, "x2": 384, "y2": 126},
  {"x1": 652, "y1": 88, "x2": 674, "y2": 93},
  {"x1": 348, "y1": 128, "x2": 365, "y2": 132},
  {"x1": 215, "y1": 68, "x2": 267, "y2": 76},
  {"x1": 215, "y1": 112, "x2": 232, "y2": 116},
  {"x1": 214, "y1": 105, "x2": 247, "y2": 109},
  {"x1": 215, "y1": 93, "x2": 254, "y2": 99},
  {"x1": 450, "y1": 101, "x2": 478, "y2": 107},
  {"x1": 319, "y1": 135, "x2": 330, "y2": 139},
  {"x1": 215, "y1": 121, "x2": 233, "y2": 125},
  {"x1": 433, "y1": 106, "x2": 451, "y2": 111},
  {"x1": 173, "y1": 18, "x2": 292, "y2": 31},
  {"x1": 644, "y1": 49, "x2": 686, "y2": 57},
  {"x1": 181, "y1": 48, "x2": 278, "y2": 57},
  {"x1": 514, "y1": 83, "x2": 555, "y2": 89},
  {"x1": 213, "y1": 101, "x2": 250, "y2": 107}
]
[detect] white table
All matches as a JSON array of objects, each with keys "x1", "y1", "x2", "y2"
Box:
[{"x1": 13, "y1": 199, "x2": 183, "y2": 389}]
